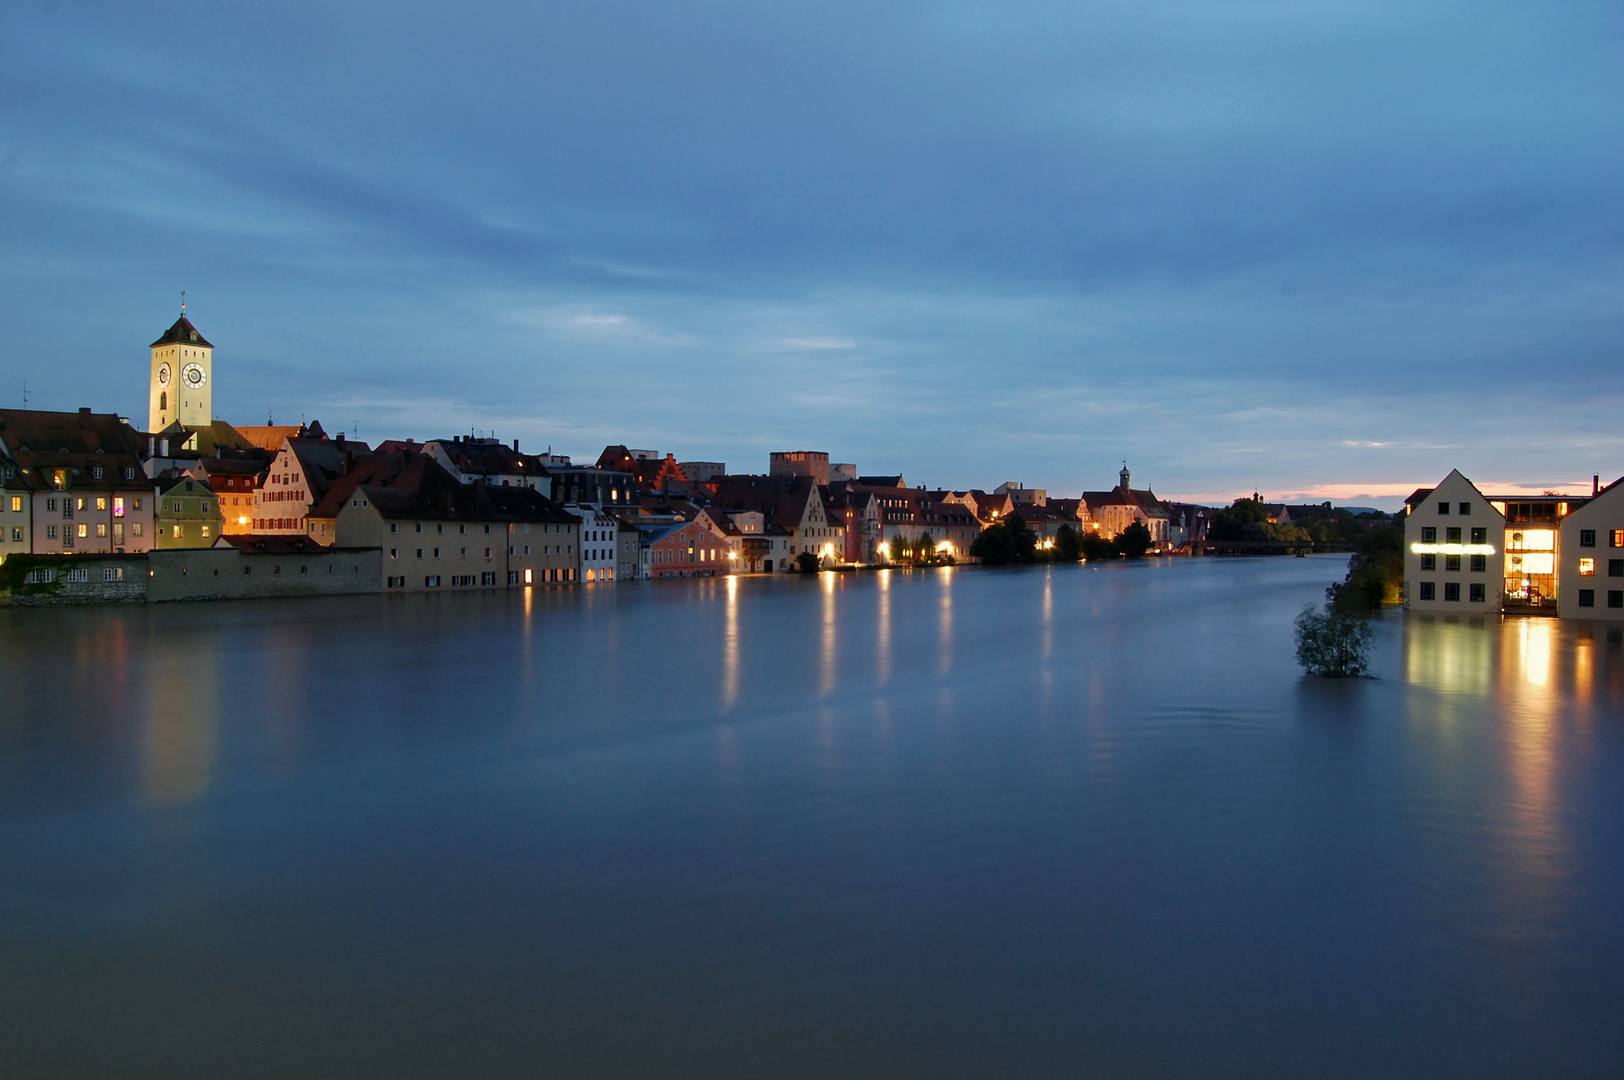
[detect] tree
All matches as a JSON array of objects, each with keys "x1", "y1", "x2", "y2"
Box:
[
  {"x1": 1294, "y1": 606, "x2": 1375, "y2": 676},
  {"x1": 1207, "y1": 499, "x2": 1268, "y2": 542},
  {"x1": 970, "y1": 514, "x2": 1038, "y2": 566},
  {"x1": 1327, "y1": 524, "x2": 1404, "y2": 611},
  {"x1": 1055, "y1": 524, "x2": 1082, "y2": 562},
  {"x1": 1080, "y1": 532, "x2": 1118, "y2": 561},
  {"x1": 795, "y1": 551, "x2": 819, "y2": 573},
  {"x1": 1117, "y1": 521, "x2": 1154, "y2": 559}
]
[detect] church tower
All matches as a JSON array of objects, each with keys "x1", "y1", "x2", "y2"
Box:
[{"x1": 149, "y1": 308, "x2": 213, "y2": 433}]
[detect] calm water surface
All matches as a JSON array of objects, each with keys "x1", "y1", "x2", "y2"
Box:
[{"x1": 2, "y1": 556, "x2": 1621, "y2": 1078}]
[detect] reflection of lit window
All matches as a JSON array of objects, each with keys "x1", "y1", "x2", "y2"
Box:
[{"x1": 1580, "y1": 558, "x2": 1595, "y2": 576}]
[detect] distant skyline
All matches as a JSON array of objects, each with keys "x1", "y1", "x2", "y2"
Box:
[{"x1": 2, "y1": 1, "x2": 1620, "y2": 510}]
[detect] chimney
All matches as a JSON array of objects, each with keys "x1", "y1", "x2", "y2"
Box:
[
  {"x1": 1595, "y1": 474, "x2": 1601, "y2": 496},
  {"x1": 513, "y1": 438, "x2": 519, "y2": 452},
  {"x1": 336, "y1": 432, "x2": 345, "y2": 447}
]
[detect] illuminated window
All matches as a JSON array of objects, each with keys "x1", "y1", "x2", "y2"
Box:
[
  {"x1": 171, "y1": 525, "x2": 182, "y2": 538},
  {"x1": 1581, "y1": 529, "x2": 1597, "y2": 548},
  {"x1": 1580, "y1": 558, "x2": 1596, "y2": 576},
  {"x1": 96, "y1": 523, "x2": 107, "y2": 538},
  {"x1": 1612, "y1": 530, "x2": 1624, "y2": 548},
  {"x1": 8, "y1": 497, "x2": 18, "y2": 512}
]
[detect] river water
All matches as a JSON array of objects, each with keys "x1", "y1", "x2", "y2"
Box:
[{"x1": 1, "y1": 555, "x2": 1620, "y2": 1078}]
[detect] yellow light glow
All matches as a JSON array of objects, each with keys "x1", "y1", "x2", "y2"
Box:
[
  {"x1": 1508, "y1": 552, "x2": 1555, "y2": 574},
  {"x1": 1411, "y1": 543, "x2": 1496, "y2": 555},
  {"x1": 936, "y1": 540, "x2": 954, "y2": 553},
  {"x1": 1580, "y1": 558, "x2": 1595, "y2": 576},
  {"x1": 1506, "y1": 530, "x2": 1555, "y2": 551}
]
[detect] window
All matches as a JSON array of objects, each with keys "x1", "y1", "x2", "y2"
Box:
[
  {"x1": 1611, "y1": 560, "x2": 1623, "y2": 577},
  {"x1": 173, "y1": 502, "x2": 182, "y2": 513},
  {"x1": 1438, "y1": 502, "x2": 1449, "y2": 515},
  {"x1": 482, "y1": 572, "x2": 495, "y2": 585},
  {"x1": 7, "y1": 496, "x2": 18, "y2": 512},
  {"x1": 416, "y1": 548, "x2": 424, "y2": 559},
  {"x1": 509, "y1": 571, "x2": 520, "y2": 584},
  {"x1": 124, "y1": 467, "x2": 135, "y2": 480},
  {"x1": 425, "y1": 575, "x2": 441, "y2": 587},
  {"x1": 92, "y1": 466, "x2": 103, "y2": 480},
  {"x1": 1459, "y1": 502, "x2": 1470, "y2": 515},
  {"x1": 1470, "y1": 554, "x2": 1486, "y2": 573},
  {"x1": 9, "y1": 527, "x2": 19, "y2": 541},
  {"x1": 132, "y1": 523, "x2": 142, "y2": 537},
  {"x1": 201, "y1": 525, "x2": 210, "y2": 538},
  {"x1": 1418, "y1": 582, "x2": 1435, "y2": 601},
  {"x1": 415, "y1": 523, "x2": 423, "y2": 533},
  {"x1": 1445, "y1": 554, "x2": 1461, "y2": 572},
  {"x1": 432, "y1": 548, "x2": 440, "y2": 559},
  {"x1": 77, "y1": 523, "x2": 88, "y2": 538},
  {"x1": 1421, "y1": 527, "x2": 1436, "y2": 543},
  {"x1": 390, "y1": 548, "x2": 398, "y2": 559},
  {"x1": 132, "y1": 498, "x2": 141, "y2": 511},
  {"x1": 1580, "y1": 558, "x2": 1595, "y2": 576},
  {"x1": 1581, "y1": 529, "x2": 1597, "y2": 548},
  {"x1": 524, "y1": 545, "x2": 530, "y2": 555},
  {"x1": 25, "y1": 568, "x2": 54, "y2": 584},
  {"x1": 1613, "y1": 530, "x2": 1624, "y2": 548},
  {"x1": 96, "y1": 523, "x2": 107, "y2": 538},
  {"x1": 103, "y1": 567, "x2": 123, "y2": 582},
  {"x1": 391, "y1": 523, "x2": 398, "y2": 533},
  {"x1": 387, "y1": 576, "x2": 406, "y2": 588},
  {"x1": 1421, "y1": 553, "x2": 1437, "y2": 571},
  {"x1": 437, "y1": 524, "x2": 443, "y2": 534},
  {"x1": 1612, "y1": 591, "x2": 1624, "y2": 609},
  {"x1": 1469, "y1": 583, "x2": 1485, "y2": 603},
  {"x1": 1443, "y1": 582, "x2": 1460, "y2": 602},
  {"x1": 46, "y1": 525, "x2": 56, "y2": 539},
  {"x1": 1445, "y1": 527, "x2": 1462, "y2": 543},
  {"x1": 1471, "y1": 527, "x2": 1487, "y2": 544},
  {"x1": 1579, "y1": 590, "x2": 1595, "y2": 608}
]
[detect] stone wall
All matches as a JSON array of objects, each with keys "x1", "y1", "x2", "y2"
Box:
[{"x1": 148, "y1": 547, "x2": 382, "y2": 601}]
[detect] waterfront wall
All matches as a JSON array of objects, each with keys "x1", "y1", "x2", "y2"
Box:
[{"x1": 147, "y1": 547, "x2": 382, "y2": 601}]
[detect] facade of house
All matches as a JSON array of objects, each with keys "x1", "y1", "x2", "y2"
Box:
[
  {"x1": 424, "y1": 437, "x2": 550, "y2": 491},
  {"x1": 253, "y1": 435, "x2": 372, "y2": 537},
  {"x1": 0, "y1": 408, "x2": 155, "y2": 555},
  {"x1": 1083, "y1": 466, "x2": 1172, "y2": 545},
  {"x1": 331, "y1": 456, "x2": 580, "y2": 592},
  {"x1": 708, "y1": 474, "x2": 843, "y2": 571},
  {"x1": 1402, "y1": 470, "x2": 1507, "y2": 613},
  {"x1": 154, "y1": 474, "x2": 225, "y2": 548},
  {"x1": 1557, "y1": 478, "x2": 1624, "y2": 620},
  {"x1": 568, "y1": 506, "x2": 622, "y2": 582},
  {"x1": 646, "y1": 519, "x2": 732, "y2": 578}
]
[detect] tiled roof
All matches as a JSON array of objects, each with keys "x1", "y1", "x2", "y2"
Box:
[{"x1": 148, "y1": 315, "x2": 213, "y2": 349}]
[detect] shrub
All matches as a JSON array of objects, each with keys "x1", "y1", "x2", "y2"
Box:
[
  {"x1": 795, "y1": 551, "x2": 819, "y2": 573},
  {"x1": 1294, "y1": 606, "x2": 1375, "y2": 677},
  {"x1": 1055, "y1": 524, "x2": 1082, "y2": 562},
  {"x1": 1117, "y1": 521, "x2": 1153, "y2": 559},
  {"x1": 1080, "y1": 533, "x2": 1118, "y2": 561}
]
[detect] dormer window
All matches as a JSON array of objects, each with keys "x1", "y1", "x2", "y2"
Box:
[{"x1": 92, "y1": 466, "x2": 104, "y2": 479}]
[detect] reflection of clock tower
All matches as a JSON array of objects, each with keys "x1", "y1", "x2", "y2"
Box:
[{"x1": 149, "y1": 310, "x2": 213, "y2": 433}]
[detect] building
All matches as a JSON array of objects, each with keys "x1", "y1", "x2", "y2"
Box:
[
  {"x1": 148, "y1": 311, "x2": 213, "y2": 433},
  {"x1": 679, "y1": 461, "x2": 726, "y2": 483},
  {"x1": 567, "y1": 505, "x2": 623, "y2": 582},
  {"x1": 645, "y1": 518, "x2": 732, "y2": 578},
  {"x1": 770, "y1": 451, "x2": 830, "y2": 485},
  {"x1": 424, "y1": 437, "x2": 549, "y2": 490},
  {"x1": 1402, "y1": 470, "x2": 1507, "y2": 613},
  {"x1": 253, "y1": 433, "x2": 371, "y2": 537},
  {"x1": 616, "y1": 519, "x2": 644, "y2": 581},
  {"x1": 154, "y1": 473, "x2": 225, "y2": 548},
  {"x1": 708, "y1": 474, "x2": 843, "y2": 571},
  {"x1": 1558, "y1": 476, "x2": 1624, "y2": 619},
  {"x1": 329, "y1": 455, "x2": 580, "y2": 592},
  {"x1": 1083, "y1": 465, "x2": 1172, "y2": 545},
  {"x1": 546, "y1": 463, "x2": 639, "y2": 510},
  {"x1": 994, "y1": 481, "x2": 1046, "y2": 507},
  {"x1": 192, "y1": 451, "x2": 271, "y2": 534},
  {"x1": 0, "y1": 407, "x2": 154, "y2": 555},
  {"x1": 596, "y1": 446, "x2": 688, "y2": 495}
]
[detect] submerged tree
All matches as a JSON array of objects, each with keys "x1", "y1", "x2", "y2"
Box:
[
  {"x1": 1326, "y1": 524, "x2": 1404, "y2": 611},
  {"x1": 1294, "y1": 606, "x2": 1375, "y2": 677},
  {"x1": 971, "y1": 513, "x2": 1037, "y2": 565},
  {"x1": 1117, "y1": 521, "x2": 1154, "y2": 559},
  {"x1": 1054, "y1": 524, "x2": 1083, "y2": 562}
]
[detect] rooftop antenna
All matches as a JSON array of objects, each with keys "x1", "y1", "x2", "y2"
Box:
[
  {"x1": 267, "y1": 410, "x2": 273, "y2": 425},
  {"x1": 21, "y1": 379, "x2": 28, "y2": 410}
]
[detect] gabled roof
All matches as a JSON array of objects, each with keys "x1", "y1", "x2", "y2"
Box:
[
  {"x1": 214, "y1": 534, "x2": 327, "y2": 554},
  {"x1": 856, "y1": 475, "x2": 906, "y2": 488},
  {"x1": 284, "y1": 437, "x2": 373, "y2": 498},
  {"x1": 149, "y1": 315, "x2": 212, "y2": 349},
  {"x1": 326, "y1": 454, "x2": 576, "y2": 524},
  {"x1": 709, "y1": 474, "x2": 820, "y2": 529}
]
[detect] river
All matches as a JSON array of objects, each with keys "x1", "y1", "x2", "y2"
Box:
[{"x1": 1, "y1": 555, "x2": 1620, "y2": 1078}]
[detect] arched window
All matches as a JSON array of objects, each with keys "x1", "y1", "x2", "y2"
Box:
[{"x1": 159, "y1": 391, "x2": 167, "y2": 410}]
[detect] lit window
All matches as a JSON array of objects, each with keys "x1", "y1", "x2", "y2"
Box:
[
  {"x1": 1612, "y1": 531, "x2": 1624, "y2": 548},
  {"x1": 1580, "y1": 558, "x2": 1596, "y2": 575}
]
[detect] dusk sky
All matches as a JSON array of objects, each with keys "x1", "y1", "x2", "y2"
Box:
[{"x1": 3, "y1": 1, "x2": 1620, "y2": 506}]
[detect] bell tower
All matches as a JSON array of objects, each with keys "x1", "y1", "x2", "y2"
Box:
[{"x1": 149, "y1": 302, "x2": 213, "y2": 433}]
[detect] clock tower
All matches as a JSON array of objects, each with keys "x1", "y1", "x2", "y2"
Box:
[{"x1": 149, "y1": 310, "x2": 213, "y2": 433}]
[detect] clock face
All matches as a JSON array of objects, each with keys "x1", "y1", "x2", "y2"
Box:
[
  {"x1": 156, "y1": 362, "x2": 172, "y2": 387},
  {"x1": 182, "y1": 363, "x2": 207, "y2": 389}
]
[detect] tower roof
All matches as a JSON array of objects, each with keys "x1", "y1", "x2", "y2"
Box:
[{"x1": 150, "y1": 315, "x2": 212, "y2": 349}]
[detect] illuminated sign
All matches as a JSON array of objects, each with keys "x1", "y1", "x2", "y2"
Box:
[{"x1": 1411, "y1": 543, "x2": 1495, "y2": 555}]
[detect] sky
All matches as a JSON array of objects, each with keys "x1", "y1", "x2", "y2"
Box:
[{"x1": 1, "y1": 1, "x2": 1620, "y2": 507}]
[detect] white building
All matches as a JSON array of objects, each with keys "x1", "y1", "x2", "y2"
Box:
[
  {"x1": 1402, "y1": 470, "x2": 1506, "y2": 612},
  {"x1": 1558, "y1": 476, "x2": 1624, "y2": 620},
  {"x1": 567, "y1": 505, "x2": 621, "y2": 582}
]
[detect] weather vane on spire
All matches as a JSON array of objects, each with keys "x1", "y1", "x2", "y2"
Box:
[{"x1": 180, "y1": 289, "x2": 186, "y2": 316}]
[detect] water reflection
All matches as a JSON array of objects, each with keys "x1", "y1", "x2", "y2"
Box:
[
  {"x1": 937, "y1": 568, "x2": 953, "y2": 677},
  {"x1": 722, "y1": 574, "x2": 739, "y2": 710},
  {"x1": 821, "y1": 571, "x2": 837, "y2": 697},
  {"x1": 876, "y1": 569, "x2": 891, "y2": 685},
  {"x1": 140, "y1": 653, "x2": 219, "y2": 806}
]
